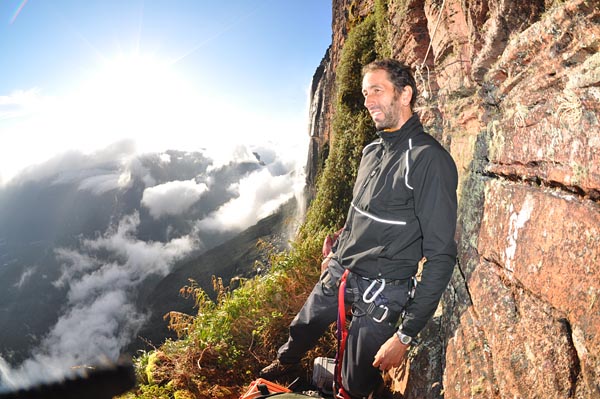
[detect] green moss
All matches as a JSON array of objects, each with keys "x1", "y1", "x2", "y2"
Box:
[
  {"x1": 301, "y1": 13, "x2": 378, "y2": 236},
  {"x1": 173, "y1": 390, "x2": 195, "y2": 399},
  {"x1": 570, "y1": 162, "x2": 587, "y2": 186},
  {"x1": 145, "y1": 352, "x2": 160, "y2": 386},
  {"x1": 130, "y1": 383, "x2": 174, "y2": 399},
  {"x1": 374, "y1": 0, "x2": 392, "y2": 58},
  {"x1": 455, "y1": 129, "x2": 489, "y2": 278},
  {"x1": 470, "y1": 377, "x2": 486, "y2": 395},
  {"x1": 448, "y1": 85, "x2": 477, "y2": 100}
]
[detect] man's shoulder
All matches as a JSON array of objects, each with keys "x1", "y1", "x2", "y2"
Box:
[
  {"x1": 411, "y1": 133, "x2": 451, "y2": 158},
  {"x1": 413, "y1": 131, "x2": 445, "y2": 147},
  {"x1": 411, "y1": 134, "x2": 457, "y2": 172}
]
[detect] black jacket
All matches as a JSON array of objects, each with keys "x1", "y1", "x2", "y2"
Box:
[{"x1": 334, "y1": 114, "x2": 458, "y2": 336}]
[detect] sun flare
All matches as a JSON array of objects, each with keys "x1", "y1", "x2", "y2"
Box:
[
  {"x1": 80, "y1": 55, "x2": 182, "y2": 115},
  {"x1": 63, "y1": 53, "x2": 204, "y2": 153}
]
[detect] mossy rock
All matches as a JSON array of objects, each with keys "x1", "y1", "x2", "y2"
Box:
[{"x1": 145, "y1": 351, "x2": 171, "y2": 386}]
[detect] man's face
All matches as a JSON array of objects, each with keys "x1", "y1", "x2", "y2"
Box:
[{"x1": 362, "y1": 69, "x2": 402, "y2": 131}]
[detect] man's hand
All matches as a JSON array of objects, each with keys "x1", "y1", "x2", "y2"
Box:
[
  {"x1": 320, "y1": 252, "x2": 333, "y2": 273},
  {"x1": 372, "y1": 333, "x2": 409, "y2": 372}
]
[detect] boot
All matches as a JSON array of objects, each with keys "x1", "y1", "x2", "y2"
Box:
[{"x1": 259, "y1": 359, "x2": 301, "y2": 381}]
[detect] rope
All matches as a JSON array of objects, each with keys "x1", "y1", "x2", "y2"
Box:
[
  {"x1": 416, "y1": 0, "x2": 448, "y2": 100},
  {"x1": 420, "y1": 0, "x2": 447, "y2": 70}
]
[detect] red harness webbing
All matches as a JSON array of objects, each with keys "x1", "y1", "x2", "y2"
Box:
[{"x1": 335, "y1": 269, "x2": 352, "y2": 399}]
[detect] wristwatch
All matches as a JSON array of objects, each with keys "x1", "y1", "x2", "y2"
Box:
[{"x1": 396, "y1": 329, "x2": 413, "y2": 346}]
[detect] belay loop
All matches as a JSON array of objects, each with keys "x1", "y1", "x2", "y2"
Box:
[{"x1": 334, "y1": 269, "x2": 352, "y2": 399}]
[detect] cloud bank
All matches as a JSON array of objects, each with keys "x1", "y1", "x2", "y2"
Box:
[
  {"x1": 197, "y1": 167, "x2": 300, "y2": 231},
  {"x1": 142, "y1": 179, "x2": 209, "y2": 219},
  {"x1": 0, "y1": 213, "x2": 195, "y2": 389},
  {"x1": 0, "y1": 138, "x2": 306, "y2": 390}
]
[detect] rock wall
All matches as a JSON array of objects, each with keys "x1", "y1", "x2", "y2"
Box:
[
  {"x1": 305, "y1": 48, "x2": 332, "y2": 203},
  {"x1": 309, "y1": 0, "x2": 600, "y2": 397}
]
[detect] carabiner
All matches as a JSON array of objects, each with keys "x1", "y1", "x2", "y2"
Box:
[
  {"x1": 371, "y1": 304, "x2": 389, "y2": 323},
  {"x1": 409, "y1": 276, "x2": 418, "y2": 299},
  {"x1": 362, "y1": 278, "x2": 385, "y2": 303}
]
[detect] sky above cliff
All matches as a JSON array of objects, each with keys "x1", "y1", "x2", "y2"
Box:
[{"x1": 0, "y1": 0, "x2": 332, "y2": 184}]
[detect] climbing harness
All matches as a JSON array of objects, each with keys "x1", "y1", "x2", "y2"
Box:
[{"x1": 334, "y1": 270, "x2": 418, "y2": 398}]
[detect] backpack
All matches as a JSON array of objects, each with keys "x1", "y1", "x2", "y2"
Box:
[{"x1": 239, "y1": 378, "x2": 323, "y2": 399}]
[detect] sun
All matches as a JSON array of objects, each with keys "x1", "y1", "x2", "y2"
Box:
[
  {"x1": 64, "y1": 53, "x2": 205, "y2": 153},
  {"x1": 82, "y1": 54, "x2": 181, "y2": 115}
]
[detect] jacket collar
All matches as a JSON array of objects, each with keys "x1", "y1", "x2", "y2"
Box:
[{"x1": 376, "y1": 113, "x2": 423, "y2": 149}]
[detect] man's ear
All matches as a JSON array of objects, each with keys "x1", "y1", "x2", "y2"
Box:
[{"x1": 401, "y1": 86, "x2": 413, "y2": 107}]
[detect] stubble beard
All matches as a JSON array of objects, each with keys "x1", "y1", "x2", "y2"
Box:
[{"x1": 373, "y1": 93, "x2": 401, "y2": 131}]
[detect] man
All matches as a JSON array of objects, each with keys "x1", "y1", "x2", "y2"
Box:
[{"x1": 260, "y1": 59, "x2": 458, "y2": 398}]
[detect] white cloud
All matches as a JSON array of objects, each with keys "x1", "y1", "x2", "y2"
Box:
[
  {"x1": 0, "y1": 89, "x2": 46, "y2": 120},
  {"x1": 76, "y1": 171, "x2": 132, "y2": 194},
  {"x1": 12, "y1": 140, "x2": 136, "y2": 187},
  {"x1": 0, "y1": 81, "x2": 310, "y2": 187},
  {"x1": 7, "y1": 143, "x2": 162, "y2": 196},
  {"x1": 0, "y1": 292, "x2": 144, "y2": 389},
  {"x1": 0, "y1": 103, "x2": 309, "y2": 388},
  {"x1": 41, "y1": 290, "x2": 144, "y2": 365},
  {"x1": 0, "y1": 212, "x2": 197, "y2": 389},
  {"x1": 159, "y1": 153, "x2": 171, "y2": 163},
  {"x1": 52, "y1": 249, "x2": 102, "y2": 289},
  {"x1": 142, "y1": 179, "x2": 209, "y2": 219},
  {"x1": 206, "y1": 144, "x2": 260, "y2": 172},
  {"x1": 13, "y1": 267, "x2": 36, "y2": 289},
  {"x1": 80, "y1": 213, "x2": 197, "y2": 275},
  {"x1": 197, "y1": 167, "x2": 299, "y2": 232}
]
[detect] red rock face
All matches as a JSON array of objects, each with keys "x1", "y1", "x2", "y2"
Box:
[
  {"x1": 487, "y1": 0, "x2": 600, "y2": 198},
  {"x1": 477, "y1": 181, "x2": 600, "y2": 397},
  {"x1": 317, "y1": 0, "x2": 600, "y2": 397}
]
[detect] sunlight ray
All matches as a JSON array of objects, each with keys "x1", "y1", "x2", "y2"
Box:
[{"x1": 9, "y1": 0, "x2": 28, "y2": 24}]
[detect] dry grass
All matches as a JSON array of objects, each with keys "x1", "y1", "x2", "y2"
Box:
[
  {"x1": 557, "y1": 88, "x2": 583, "y2": 125},
  {"x1": 513, "y1": 102, "x2": 529, "y2": 129}
]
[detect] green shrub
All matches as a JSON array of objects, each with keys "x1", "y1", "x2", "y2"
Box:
[{"x1": 375, "y1": 0, "x2": 392, "y2": 58}]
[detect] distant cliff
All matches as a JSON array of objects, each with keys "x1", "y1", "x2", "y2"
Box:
[{"x1": 307, "y1": 0, "x2": 600, "y2": 398}]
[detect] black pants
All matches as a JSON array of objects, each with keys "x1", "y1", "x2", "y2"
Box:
[{"x1": 277, "y1": 260, "x2": 410, "y2": 398}]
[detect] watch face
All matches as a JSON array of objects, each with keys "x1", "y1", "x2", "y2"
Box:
[{"x1": 400, "y1": 334, "x2": 412, "y2": 345}]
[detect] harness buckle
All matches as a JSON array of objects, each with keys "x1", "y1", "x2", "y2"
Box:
[
  {"x1": 365, "y1": 302, "x2": 390, "y2": 323},
  {"x1": 371, "y1": 304, "x2": 389, "y2": 323},
  {"x1": 362, "y1": 279, "x2": 385, "y2": 303}
]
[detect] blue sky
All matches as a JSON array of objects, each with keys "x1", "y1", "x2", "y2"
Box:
[{"x1": 0, "y1": 1, "x2": 332, "y2": 184}]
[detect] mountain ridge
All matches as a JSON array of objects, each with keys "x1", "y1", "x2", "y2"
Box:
[{"x1": 134, "y1": 198, "x2": 298, "y2": 351}]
